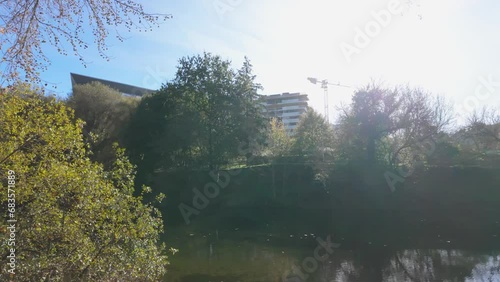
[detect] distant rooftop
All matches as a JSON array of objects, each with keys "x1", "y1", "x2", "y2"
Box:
[
  {"x1": 70, "y1": 73, "x2": 154, "y2": 97},
  {"x1": 262, "y1": 92, "x2": 308, "y2": 100}
]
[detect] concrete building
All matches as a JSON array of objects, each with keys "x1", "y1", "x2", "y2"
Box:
[
  {"x1": 261, "y1": 92, "x2": 309, "y2": 133},
  {"x1": 70, "y1": 73, "x2": 154, "y2": 97}
]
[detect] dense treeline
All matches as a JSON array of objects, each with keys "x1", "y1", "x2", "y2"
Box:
[{"x1": 65, "y1": 53, "x2": 500, "y2": 193}]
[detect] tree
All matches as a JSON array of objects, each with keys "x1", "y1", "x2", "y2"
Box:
[
  {"x1": 291, "y1": 108, "x2": 336, "y2": 189},
  {"x1": 292, "y1": 107, "x2": 334, "y2": 157},
  {"x1": 427, "y1": 139, "x2": 460, "y2": 166},
  {"x1": 337, "y1": 84, "x2": 402, "y2": 165},
  {"x1": 233, "y1": 58, "x2": 269, "y2": 160},
  {"x1": 0, "y1": 86, "x2": 169, "y2": 281},
  {"x1": 451, "y1": 107, "x2": 500, "y2": 166},
  {"x1": 459, "y1": 107, "x2": 500, "y2": 152},
  {"x1": 267, "y1": 118, "x2": 293, "y2": 160},
  {"x1": 126, "y1": 53, "x2": 267, "y2": 176},
  {"x1": 125, "y1": 80, "x2": 200, "y2": 185},
  {"x1": 0, "y1": 0, "x2": 171, "y2": 84},
  {"x1": 337, "y1": 84, "x2": 452, "y2": 168},
  {"x1": 66, "y1": 81, "x2": 140, "y2": 167},
  {"x1": 385, "y1": 87, "x2": 452, "y2": 167},
  {"x1": 265, "y1": 118, "x2": 293, "y2": 198}
]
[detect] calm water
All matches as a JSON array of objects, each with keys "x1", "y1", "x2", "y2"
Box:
[
  {"x1": 158, "y1": 167, "x2": 500, "y2": 281},
  {"x1": 163, "y1": 228, "x2": 500, "y2": 282}
]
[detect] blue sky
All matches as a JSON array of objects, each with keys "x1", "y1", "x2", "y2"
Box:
[{"x1": 39, "y1": 0, "x2": 500, "y2": 124}]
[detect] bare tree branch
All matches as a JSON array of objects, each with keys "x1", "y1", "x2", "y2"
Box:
[{"x1": 0, "y1": 0, "x2": 172, "y2": 85}]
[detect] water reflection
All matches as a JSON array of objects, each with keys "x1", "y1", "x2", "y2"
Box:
[{"x1": 164, "y1": 231, "x2": 500, "y2": 282}]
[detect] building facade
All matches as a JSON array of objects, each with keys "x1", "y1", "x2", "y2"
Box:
[{"x1": 261, "y1": 92, "x2": 309, "y2": 134}]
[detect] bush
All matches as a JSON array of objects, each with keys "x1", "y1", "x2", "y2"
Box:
[{"x1": 0, "y1": 86, "x2": 168, "y2": 281}]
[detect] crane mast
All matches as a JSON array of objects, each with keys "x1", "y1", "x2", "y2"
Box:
[{"x1": 308, "y1": 77, "x2": 351, "y2": 123}]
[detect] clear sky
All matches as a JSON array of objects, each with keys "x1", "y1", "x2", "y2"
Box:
[{"x1": 41, "y1": 0, "x2": 500, "y2": 124}]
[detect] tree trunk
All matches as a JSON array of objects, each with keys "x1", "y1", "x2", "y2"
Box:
[
  {"x1": 272, "y1": 164, "x2": 276, "y2": 199},
  {"x1": 367, "y1": 136, "x2": 376, "y2": 165},
  {"x1": 208, "y1": 126, "x2": 214, "y2": 170},
  {"x1": 281, "y1": 163, "x2": 287, "y2": 196}
]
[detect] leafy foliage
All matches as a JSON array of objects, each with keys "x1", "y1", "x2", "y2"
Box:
[
  {"x1": 266, "y1": 118, "x2": 293, "y2": 161},
  {"x1": 337, "y1": 85, "x2": 401, "y2": 164},
  {"x1": 292, "y1": 107, "x2": 334, "y2": 156},
  {"x1": 0, "y1": 86, "x2": 168, "y2": 281},
  {"x1": 126, "y1": 53, "x2": 267, "y2": 178},
  {"x1": 337, "y1": 84, "x2": 452, "y2": 167},
  {"x1": 66, "y1": 81, "x2": 140, "y2": 167}
]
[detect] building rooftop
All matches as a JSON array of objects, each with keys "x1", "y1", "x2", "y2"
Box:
[
  {"x1": 262, "y1": 92, "x2": 309, "y2": 100},
  {"x1": 70, "y1": 73, "x2": 154, "y2": 97}
]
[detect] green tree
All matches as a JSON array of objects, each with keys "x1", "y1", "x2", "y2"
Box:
[
  {"x1": 66, "y1": 81, "x2": 140, "y2": 167},
  {"x1": 267, "y1": 118, "x2": 293, "y2": 160},
  {"x1": 126, "y1": 53, "x2": 266, "y2": 177},
  {"x1": 291, "y1": 108, "x2": 335, "y2": 188},
  {"x1": 337, "y1": 85, "x2": 400, "y2": 165},
  {"x1": 232, "y1": 58, "x2": 268, "y2": 160},
  {"x1": 427, "y1": 140, "x2": 460, "y2": 166},
  {"x1": 265, "y1": 118, "x2": 293, "y2": 198},
  {"x1": 0, "y1": 86, "x2": 169, "y2": 281},
  {"x1": 0, "y1": 0, "x2": 171, "y2": 84},
  {"x1": 292, "y1": 107, "x2": 334, "y2": 156}
]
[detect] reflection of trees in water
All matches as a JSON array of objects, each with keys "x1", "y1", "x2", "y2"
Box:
[
  {"x1": 168, "y1": 233, "x2": 500, "y2": 281},
  {"x1": 466, "y1": 255, "x2": 500, "y2": 282},
  {"x1": 333, "y1": 249, "x2": 392, "y2": 282},
  {"x1": 387, "y1": 249, "x2": 479, "y2": 282},
  {"x1": 308, "y1": 249, "x2": 498, "y2": 282},
  {"x1": 336, "y1": 260, "x2": 359, "y2": 281}
]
